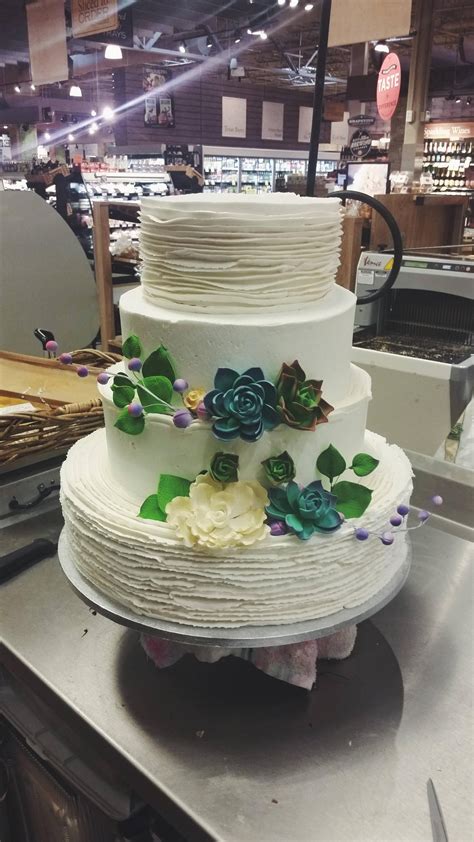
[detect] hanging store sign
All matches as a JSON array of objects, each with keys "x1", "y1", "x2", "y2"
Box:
[
  {"x1": 349, "y1": 129, "x2": 372, "y2": 158},
  {"x1": 377, "y1": 52, "x2": 401, "y2": 121},
  {"x1": 143, "y1": 67, "x2": 174, "y2": 128},
  {"x1": 222, "y1": 96, "x2": 247, "y2": 138},
  {"x1": 86, "y1": 6, "x2": 133, "y2": 46},
  {"x1": 71, "y1": 0, "x2": 118, "y2": 39},
  {"x1": 424, "y1": 122, "x2": 474, "y2": 140},
  {"x1": 348, "y1": 114, "x2": 376, "y2": 128},
  {"x1": 262, "y1": 101, "x2": 284, "y2": 141}
]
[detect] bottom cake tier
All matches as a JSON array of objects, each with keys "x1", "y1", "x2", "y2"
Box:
[{"x1": 60, "y1": 429, "x2": 413, "y2": 629}]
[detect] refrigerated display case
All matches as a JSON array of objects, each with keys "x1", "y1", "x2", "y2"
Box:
[
  {"x1": 203, "y1": 155, "x2": 239, "y2": 193},
  {"x1": 240, "y1": 157, "x2": 274, "y2": 194}
]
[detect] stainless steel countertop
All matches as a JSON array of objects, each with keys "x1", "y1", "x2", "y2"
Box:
[{"x1": 1, "y1": 509, "x2": 473, "y2": 842}]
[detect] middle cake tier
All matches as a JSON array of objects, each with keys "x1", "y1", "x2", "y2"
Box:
[{"x1": 120, "y1": 281, "x2": 356, "y2": 407}]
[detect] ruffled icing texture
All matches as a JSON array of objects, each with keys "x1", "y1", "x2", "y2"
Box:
[
  {"x1": 139, "y1": 194, "x2": 343, "y2": 314},
  {"x1": 60, "y1": 429, "x2": 413, "y2": 628}
]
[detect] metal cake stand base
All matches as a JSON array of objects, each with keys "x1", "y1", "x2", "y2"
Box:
[{"x1": 58, "y1": 530, "x2": 411, "y2": 649}]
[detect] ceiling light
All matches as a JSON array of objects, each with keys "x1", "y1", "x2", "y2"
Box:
[
  {"x1": 247, "y1": 28, "x2": 253, "y2": 34},
  {"x1": 278, "y1": 0, "x2": 286, "y2": 5},
  {"x1": 89, "y1": 122, "x2": 98, "y2": 135},
  {"x1": 234, "y1": 34, "x2": 241, "y2": 43},
  {"x1": 455, "y1": 95, "x2": 462, "y2": 103},
  {"x1": 3, "y1": 125, "x2": 7, "y2": 130},
  {"x1": 30, "y1": 83, "x2": 36, "y2": 90},
  {"x1": 68, "y1": 133, "x2": 74, "y2": 141},
  {"x1": 102, "y1": 106, "x2": 114, "y2": 120},
  {"x1": 90, "y1": 109, "x2": 97, "y2": 117},
  {"x1": 104, "y1": 44, "x2": 122, "y2": 59},
  {"x1": 289, "y1": 0, "x2": 299, "y2": 7},
  {"x1": 260, "y1": 30, "x2": 268, "y2": 40},
  {"x1": 69, "y1": 84, "x2": 82, "y2": 97},
  {"x1": 374, "y1": 40, "x2": 389, "y2": 53},
  {"x1": 179, "y1": 41, "x2": 186, "y2": 53},
  {"x1": 44, "y1": 131, "x2": 51, "y2": 140},
  {"x1": 304, "y1": 2, "x2": 314, "y2": 8},
  {"x1": 14, "y1": 85, "x2": 20, "y2": 93}
]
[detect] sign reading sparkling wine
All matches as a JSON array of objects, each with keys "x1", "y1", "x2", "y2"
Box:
[{"x1": 376, "y1": 52, "x2": 401, "y2": 121}]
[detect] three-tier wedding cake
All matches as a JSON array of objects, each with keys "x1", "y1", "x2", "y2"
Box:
[{"x1": 60, "y1": 194, "x2": 412, "y2": 628}]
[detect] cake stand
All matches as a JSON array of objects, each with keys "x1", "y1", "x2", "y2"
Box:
[{"x1": 58, "y1": 530, "x2": 412, "y2": 648}]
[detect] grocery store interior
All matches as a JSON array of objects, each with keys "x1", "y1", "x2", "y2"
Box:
[{"x1": 0, "y1": 0, "x2": 473, "y2": 840}]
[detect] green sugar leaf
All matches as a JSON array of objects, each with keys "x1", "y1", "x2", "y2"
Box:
[
  {"x1": 137, "y1": 375, "x2": 173, "y2": 413},
  {"x1": 122, "y1": 334, "x2": 142, "y2": 359},
  {"x1": 350, "y1": 453, "x2": 380, "y2": 477},
  {"x1": 157, "y1": 473, "x2": 191, "y2": 513},
  {"x1": 332, "y1": 481, "x2": 372, "y2": 518},
  {"x1": 316, "y1": 444, "x2": 346, "y2": 482},
  {"x1": 114, "y1": 408, "x2": 145, "y2": 436},
  {"x1": 111, "y1": 383, "x2": 135, "y2": 408},
  {"x1": 112, "y1": 373, "x2": 134, "y2": 389},
  {"x1": 142, "y1": 345, "x2": 176, "y2": 381},
  {"x1": 138, "y1": 495, "x2": 167, "y2": 521}
]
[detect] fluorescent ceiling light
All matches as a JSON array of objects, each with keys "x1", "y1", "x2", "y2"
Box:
[
  {"x1": 374, "y1": 40, "x2": 389, "y2": 53},
  {"x1": 104, "y1": 44, "x2": 122, "y2": 59},
  {"x1": 69, "y1": 84, "x2": 82, "y2": 97}
]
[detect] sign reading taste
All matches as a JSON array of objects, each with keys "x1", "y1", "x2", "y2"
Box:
[
  {"x1": 376, "y1": 52, "x2": 401, "y2": 121},
  {"x1": 71, "y1": 0, "x2": 118, "y2": 38}
]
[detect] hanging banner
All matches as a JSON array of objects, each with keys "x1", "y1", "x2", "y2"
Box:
[
  {"x1": 329, "y1": 0, "x2": 411, "y2": 47},
  {"x1": 87, "y1": 6, "x2": 133, "y2": 46},
  {"x1": 298, "y1": 106, "x2": 313, "y2": 143},
  {"x1": 377, "y1": 52, "x2": 401, "y2": 121},
  {"x1": 222, "y1": 96, "x2": 247, "y2": 138},
  {"x1": 26, "y1": 0, "x2": 69, "y2": 85},
  {"x1": 349, "y1": 129, "x2": 372, "y2": 158},
  {"x1": 143, "y1": 67, "x2": 174, "y2": 127},
  {"x1": 262, "y1": 101, "x2": 284, "y2": 141},
  {"x1": 71, "y1": 0, "x2": 118, "y2": 38}
]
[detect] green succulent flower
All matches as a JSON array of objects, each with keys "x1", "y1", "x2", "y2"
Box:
[
  {"x1": 210, "y1": 452, "x2": 239, "y2": 483},
  {"x1": 266, "y1": 480, "x2": 343, "y2": 540},
  {"x1": 261, "y1": 451, "x2": 296, "y2": 484}
]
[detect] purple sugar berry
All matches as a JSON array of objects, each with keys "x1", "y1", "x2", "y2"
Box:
[
  {"x1": 97, "y1": 372, "x2": 110, "y2": 385},
  {"x1": 45, "y1": 340, "x2": 58, "y2": 352},
  {"x1": 418, "y1": 510, "x2": 430, "y2": 522},
  {"x1": 173, "y1": 378, "x2": 188, "y2": 393},
  {"x1": 196, "y1": 402, "x2": 211, "y2": 422},
  {"x1": 59, "y1": 352, "x2": 73, "y2": 365},
  {"x1": 355, "y1": 527, "x2": 369, "y2": 541},
  {"x1": 270, "y1": 520, "x2": 288, "y2": 537},
  {"x1": 173, "y1": 408, "x2": 193, "y2": 429},
  {"x1": 128, "y1": 402, "x2": 143, "y2": 417},
  {"x1": 381, "y1": 531, "x2": 394, "y2": 546},
  {"x1": 431, "y1": 495, "x2": 443, "y2": 507},
  {"x1": 77, "y1": 366, "x2": 89, "y2": 378},
  {"x1": 127, "y1": 357, "x2": 142, "y2": 372},
  {"x1": 397, "y1": 503, "x2": 410, "y2": 517},
  {"x1": 390, "y1": 514, "x2": 402, "y2": 527}
]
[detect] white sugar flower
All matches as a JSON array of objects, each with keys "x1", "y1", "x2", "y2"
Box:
[{"x1": 166, "y1": 474, "x2": 270, "y2": 550}]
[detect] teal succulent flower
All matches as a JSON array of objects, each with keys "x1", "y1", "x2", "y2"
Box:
[
  {"x1": 204, "y1": 367, "x2": 280, "y2": 442},
  {"x1": 266, "y1": 480, "x2": 343, "y2": 540}
]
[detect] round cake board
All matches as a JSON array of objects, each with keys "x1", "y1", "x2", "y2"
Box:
[{"x1": 58, "y1": 530, "x2": 411, "y2": 649}]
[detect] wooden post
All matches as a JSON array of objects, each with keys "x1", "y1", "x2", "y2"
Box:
[{"x1": 92, "y1": 201, "x2": 114, "y2": 352}]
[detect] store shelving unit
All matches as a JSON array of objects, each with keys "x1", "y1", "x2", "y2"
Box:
[
  {"x1": 203, "y1": 155, "x2": 240, "y2": 192},
  {"x1": 422, "y1": 139, "x2": 473, "y2": 193},
  {"x1": 240, "y1": 157, "x2": 274, "y2": 194}
]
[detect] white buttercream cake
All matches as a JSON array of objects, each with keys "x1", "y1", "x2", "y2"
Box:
[{"x1": 60, "y1": 193, "x2": 413, "y2": 628}]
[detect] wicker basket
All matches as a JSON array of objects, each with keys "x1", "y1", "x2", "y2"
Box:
[{"x1": 0, "y1": 349, "x2": 121, "y2": 466}]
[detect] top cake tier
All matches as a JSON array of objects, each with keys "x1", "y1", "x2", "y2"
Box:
[{"x1": 139, "y1": 193, "x2": 343, "y2": 314}]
